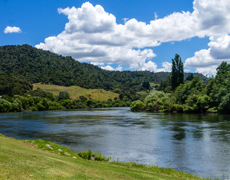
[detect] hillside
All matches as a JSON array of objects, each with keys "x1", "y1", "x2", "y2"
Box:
[
  {"x1": 0, "y1": 134, "x2": 210, "y2": 180},
  {"x1": 33, "y1": 83, "x2": 118, "y2": 101},
  {"x1": 0, "y1": 72, "x2": 32, "y2": 96},
  {"x1": 0, "y1": 45, "x2": 163, "y2": 92},
  {"x1": 0, "y1": 45, "x2": 208, "y2": 94}
]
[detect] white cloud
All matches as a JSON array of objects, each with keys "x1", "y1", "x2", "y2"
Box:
[
  {"x1": 35, "y1": 1, "x2": 230, "y2": 74},
  {"x1": 154, "y1": 12, "x2": 158, "y2": 20},
  {"x1": 90, "y1": 62, "x2": 104, "y2": 66},
  {"x1": 184, "y1": 69, "x2": 191, "y2": 72},
  {"x1": 4, "y1": 26, "x2": 22, "y2": 33},
  {"x1": 156, "y1": 62, "x2": 171, "y2": 72},
  {"x1": 116, "y1": 65, "x2": 123, "y2": 71},
  {"x1": 185, "y1": 34, "x2": 230, "y2": 75},
  {"x1": 101, "y1": 65, "x2": 114, "y2": 71}
]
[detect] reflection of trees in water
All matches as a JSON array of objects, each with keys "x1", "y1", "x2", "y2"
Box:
[
  {"x1": 172, "y1": 125, "x2": 186, "y2": 141},
  {"x1": 159, "y1": 113, "x2": 230, "y2": 142}
]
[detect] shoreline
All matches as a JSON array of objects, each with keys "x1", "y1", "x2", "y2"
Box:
[{"x1": 0, "y1": 134, "x2": 218, "y2": 180}]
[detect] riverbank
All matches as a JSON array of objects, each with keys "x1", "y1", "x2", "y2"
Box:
[{"x1": 0, "y1": 134, "x2": 217, "y2": 180}]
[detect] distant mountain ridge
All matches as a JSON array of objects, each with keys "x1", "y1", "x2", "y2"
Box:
[{"x1": 0, "y1": 44, "x2": 208, "y2": 91}]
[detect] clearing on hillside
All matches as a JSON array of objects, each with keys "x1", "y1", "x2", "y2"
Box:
[{"x1": 33, "y1": 83, "x2": 119, "y2": 101}]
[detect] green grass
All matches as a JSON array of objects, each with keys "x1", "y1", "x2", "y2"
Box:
[
  {"x1": 33, "y1": 83, "x2": 119, "y2": 101},
  {"x1": 150, "y1": 83, "x2": 159, "y2": 87},
  {"x1": 136, "y1": 90, "x2": 149, "y2": 100},
  {"x1": 0, "y1": 134, "x2": 218, "y2": 180}
]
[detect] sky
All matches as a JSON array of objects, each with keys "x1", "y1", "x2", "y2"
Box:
[{"x1": 1, "y1": 0, "x2": 230, "y2": 75}]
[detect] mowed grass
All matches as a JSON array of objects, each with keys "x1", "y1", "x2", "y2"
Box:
[
  {"x1": 0, "y1": 135, "x2": 216, "y2": 180},
  {"x1": 33, "y1": 83, "x2": 119, "y2": 101}
]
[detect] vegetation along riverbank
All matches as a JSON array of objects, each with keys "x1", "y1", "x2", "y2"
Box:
[
  {"x1": 0, "y1": 134, "x2": 217, "y2": 180},
  {"x1": 131, "y1": 55, "x2": 230, "y2": 114}
]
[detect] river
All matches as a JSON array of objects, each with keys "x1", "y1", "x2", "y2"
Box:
[{"x1": 0, "y1": 107, "x2": 230, "y2": 179}]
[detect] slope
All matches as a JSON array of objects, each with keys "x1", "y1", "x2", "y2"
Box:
[
  {"x1": 0, "y1": 45, "x2": 163, "y2": 91},
  {"x1": 0, "y1": 135, "x2": 212, "y2": 180},
  {"x1": 33, "y1": 83, "x2": 119, "y2": 101}
]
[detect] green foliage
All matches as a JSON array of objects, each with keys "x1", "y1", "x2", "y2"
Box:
[
  {"x1": 174, "y1": 76, "x2": 204, "y2": 104},
  {"x1": 0, "y1": 44, "x2": 167, "y2": 94},
  {"x1": 59, "y1": 91, "x2": 70, "y2": 100},
  {"x1": 218, "y1": 93, "x2": 230, "y2": 113},
  {"x1": 142, "y1": 81, "x2": 150, "y2": 89},
  {"x1": 26, "y1": 88, "x2": 52, "y2": 98},
  {"x1": 79, "y1": 95, "x2": 87, "y2": 102},
  {"x1": 144, "y1": 91, "x2": 171, "y2": 111},
  {"x1": 171, "y1": 54, "x2": 184, "y2": 90},
  {"x1": 130, "y1": 100, "x2": 145, "y2": 111},
  {"x1": 185, "y1": 74, "x2": 194, "y2": 81},
  {"x1": 113, "y1": 88, "x2": 121, "y2": 94},
  {"x1": 77, "y1": 149, "x2": 109, "y2": 161},
  {"x1": 134, "y1": 61, "x2": 230, "y2": 113},
  {"x1": 169, "y1": 104, "x2": 183, "y2": 112},
  {"x1": 0, "y1": 72, "x2": 32, "y2": 96},
  {"x1": 0, "y1": 99, "x2": 12, "y2": 112}
]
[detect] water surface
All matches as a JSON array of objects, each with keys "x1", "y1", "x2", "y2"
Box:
[{"x1": 0, "y1": 107, "x2": 230, "y2": 179}]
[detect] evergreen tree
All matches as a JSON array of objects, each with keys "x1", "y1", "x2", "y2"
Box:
[{"x1": 171, "y1": 54, "x2": 184, "y2": 90}]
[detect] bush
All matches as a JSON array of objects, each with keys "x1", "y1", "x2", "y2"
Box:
[
  {"x1": 78, "y1": 149, "x2": 109, "y2": 161},
  {"x1": 144, "y1": 91, "x2": 170, "y2": 111},
  {"x1": 218, "y1": 93, "x2": 230, "y2": 113},
  {"x1": 59, "y1": 91, "x2": 70, "y2": 100},
  {"x1": 113, "y1": 88, "x2": 121, "y2": 94},
  {"x1": 169, "y1": 104, "x2": 183, "y2": 112},
  {"x1": 0, "y1": 99, "x2": 12, "y2": 112},
  {"x1": 130, "y1": 100, "x2": 145, "y2": 111}
]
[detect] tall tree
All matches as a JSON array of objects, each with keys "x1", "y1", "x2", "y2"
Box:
[{"x1": 171, "y1": 54, "x2": 184, "y2": 90}]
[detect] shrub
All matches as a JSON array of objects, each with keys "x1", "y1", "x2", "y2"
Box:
[
  {"x1": 113, "y1": 88, "x2": 121, "y2": 94},
  {"x1": 59, "y1": 91, "x2": 70, "y2": 100},
  {"x1": 130, "y1": 100, "x2": 145, "y2": 111},
  {"x1": 78, "y1": 149, "x2": 109, "y2": 161},
  {"x1": 0, "y1": 99, "x2": 12, "y2": 112}
]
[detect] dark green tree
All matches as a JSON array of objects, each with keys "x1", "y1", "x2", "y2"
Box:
[
  {"x1": 142, "y1": 81, "x2": 150, "y2": 89},
  {"x1": 171, "y1": 54, "x2": 184, "y2": 90},
  {"x1": 58, "y1": 91, "x2": 70, "y2": 100}
]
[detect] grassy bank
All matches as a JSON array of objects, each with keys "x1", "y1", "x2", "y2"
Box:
[
  {"x1": 0, "y1": 134, "x2": 217, "y2": 180},
  {"x1": 33, "y1": 83, "x2": 119, "y2": 101}
]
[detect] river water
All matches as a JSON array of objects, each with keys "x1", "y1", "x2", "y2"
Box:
[{"x1": 0, "y1": 107, "x2": 230, "y2": 179}]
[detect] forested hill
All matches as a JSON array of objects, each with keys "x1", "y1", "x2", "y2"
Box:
[
  {"x1": 155, "y1": 72, "x2": 208, "y2": 82},
  {"x1": 0, "y1": 44, "x2": 163, "y2": 91},
  {"x1": 0, "y1": 44, "x2": 207, "y2": 91}
]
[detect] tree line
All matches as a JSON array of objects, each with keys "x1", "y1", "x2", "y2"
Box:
[
  {"x1": 131, "y1": 54, "x2": 230, "y2": 113},
  {"x1": 0, "y1": 89, "x2": 132, "y2": 113}
]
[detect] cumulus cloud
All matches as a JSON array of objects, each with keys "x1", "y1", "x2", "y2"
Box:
[
  {"x1": 185, "y1": 34, "x2": 230, "y2": 75},
  {"x1": 101, "y1": 65, "x2": 114, "y2": 71},
  {"x1": 4, "y1": 26, "x2": 22, "y2": 33},
  {"x1": 35, "y1": 0, "x2": 230, "y2": 74},
  {"x1": 156, "y1": 62, "x2": 172, "y2": 72}
]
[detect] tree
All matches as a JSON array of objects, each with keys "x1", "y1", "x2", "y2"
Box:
[
  {"x1": 186, "y1": 74, "x2": 194, "y2": 81},
  {"x1": 59, "y1": 91, "x2": 70, "y2": 100},
  {"x1": 171, "y1": 54, "x2": 184, "y2": 90},
  {"x1": 142, "y1": 81, "x2": 150, "y2": 89}
]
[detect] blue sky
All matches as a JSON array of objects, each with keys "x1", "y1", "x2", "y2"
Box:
[{"x1": 1, "y1": 0, "x2": 230, "y2": 75}]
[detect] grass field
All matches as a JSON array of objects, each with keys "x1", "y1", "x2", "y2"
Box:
[
  {"x1": 0, "y1": 134, "x2": 216, "y2": 180},
  {"x1": 150, "y1": 82, "x2": 159, "y2": 87},
  {"x1": 33, "y1": 83, "x2": 119, "y2": 101}
]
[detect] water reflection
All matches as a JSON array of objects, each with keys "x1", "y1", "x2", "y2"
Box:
[{"x1": 0, "y1": 107, "x2": 230, "y2": 179}]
